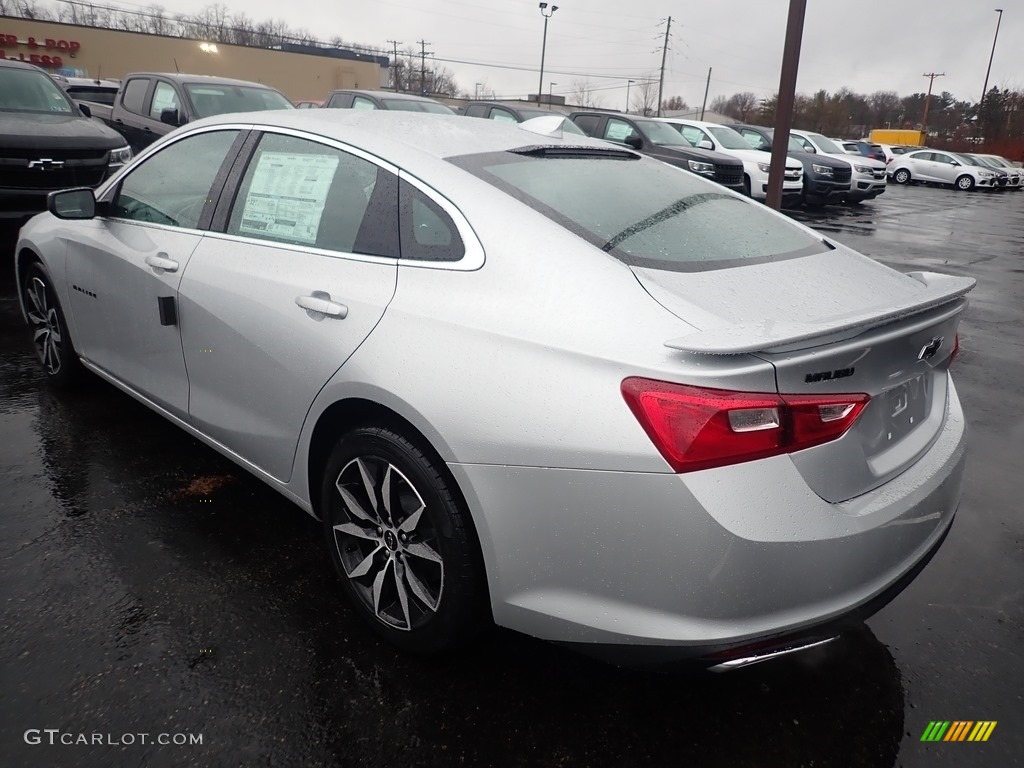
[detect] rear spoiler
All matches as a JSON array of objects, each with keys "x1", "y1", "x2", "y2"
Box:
[{"x1": 664, "y1": 271, "x2": 976, "y2": 355}]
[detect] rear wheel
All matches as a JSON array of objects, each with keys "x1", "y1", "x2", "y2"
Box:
[
  {"x1": 20, "y1": 261, "x2": 81, "y2": 388},
  {"x1": 955, "y1": 174, "x2": 975, "y2": 191},
  {"x1": 742, "y1": 175, "x2": 752, "y2": 197},
  {"x1": 892, "y1": 168, "x2": 911, "y2": 184},
  {"x1": 320, "y1": 426, "x2": 488, "y2": 652}
]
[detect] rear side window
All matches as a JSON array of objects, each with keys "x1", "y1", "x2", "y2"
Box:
[
  {"x1": 121, "y1": 78, "x2": 149, "y2": 114},
  {"x1": 226, "y1": 133, "x2": 399, "y2": 257},
  {"x1": 571, "y1": 115, "x2": 601, "y2": 137},
  {"x1": 327, "y1": 93, "x2": 352, "y2": 108},
  {"x1": 451, "y1": 151, "x2": 824, "y2": 272},
  {"x1": 398, "y1": 181, "x2": 465, "y2": 262},
  {"x1": 464, "y1": 104, "x2": 488, "y2": 117}
]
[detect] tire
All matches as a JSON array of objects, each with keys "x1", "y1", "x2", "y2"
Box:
[
  {"x1": 742, "y1": 175, "x2": 752, "y2": 197},
  {"x1": 20, "y1": 261, "x2": 82, "y2": 388},
  {"x1": 892, "y1": 168, "x2": 911, "y2": 184},
  {"x1": 320, "y1": 426, "x2": 488, "y2": 653},
  {"x1": 955, "y1": 174, "x2": 975, "y2": 191}
]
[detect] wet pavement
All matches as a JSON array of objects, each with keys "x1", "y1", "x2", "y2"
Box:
[{"x1": 2, "y1": 185, "x2": 1022, "y2": 768}]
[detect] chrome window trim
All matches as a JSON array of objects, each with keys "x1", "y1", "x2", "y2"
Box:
[{"x1": 199, "y1": 229, "x2": 400, "y2": 268}]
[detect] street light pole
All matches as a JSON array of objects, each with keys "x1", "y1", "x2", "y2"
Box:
[
  {"x1": 979, "y1": 8, "x2": 1004, "y2": 124},
  {"x1": 625, "y1": 79, "x2": 635, "y2": 112},
  {"x1": 537, "y1": 3, "x2": 558, "y2": 105}
]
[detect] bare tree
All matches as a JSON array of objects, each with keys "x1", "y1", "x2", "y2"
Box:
[
  {"x1": 570, "y1": 78, "x2": 602, "y2": 108},
  {"x1": 631, "y1": 78, "x2": 658, "y2": 116},
  {"x1": 661, "y1": 95, "x2": 687, "y2": 112}
]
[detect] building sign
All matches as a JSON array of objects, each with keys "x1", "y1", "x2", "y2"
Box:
[{"x1": 0, "y1": 34, "x2": 81, "y2": 68}]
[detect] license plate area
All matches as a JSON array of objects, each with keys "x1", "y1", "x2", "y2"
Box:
[{"x1": 884, "y1": 374, "x2": 930, "y2": 444}]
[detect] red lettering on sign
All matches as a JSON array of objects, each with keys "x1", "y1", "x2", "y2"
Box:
[
  {"x1": 45, "y1": 37, "x2": 56, "y2": 48},
  {"x1": 69, "y1": 41, "x2": 80, "y2": 52},
  {"x1": 27, "y1": 36, "x2": 38, "y2": 48},
  {"x1": 2, "y1": 35, "x2": 16, "y2": 46},
  {"x1": 53, "y1": 55, "x2": 62, "y2": 67}
]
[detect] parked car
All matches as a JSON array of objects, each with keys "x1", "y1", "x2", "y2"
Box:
[
  {"x1": 86, "y1": 73, "x2": 293, "y2": 153},
  {"x1": 834, "y1": 139, "x2": 861, "y2": 155},
  {"x1": 956, "y1": 153, "x2": 1012, "y2": 189},
  {"x1": 1, "y1": 58, "x2": 131, "y2": 224},
  {"x1": 52, "y1": 75, "x2": 121, "y2": 106},
  {"x1": 976, "y1": 154, "x2": 1023, "y2": 188},
  {"x1": 462, "y1": 101, "x2": 586, "y2": 134},
  {"x1": 888, "y1": 150, "x2": 1004, "y2": 190},
  {"x1": 569, "y1": 111, "x2": 745, "y2": 192},
  {"x1": 790, "y1": 130, "x2": 887, "y2": 202},
  {"x1": 16, "y1": 111, "x2": 972, "y2": 667},
  {"x1": 294, "y1": 99, "x2": 324, "y2": 109},
  {"x1": 657, "y1": 118, "x2": 805, "y2": 204},
  {"x1": 324, "y1": 89, "x2": 456, "y2": 114},
  {"x1": 723, "y1": 123, "x2": 850, "y2": 206},
  {"x1": 854, "y1": 140, "x2": 886, "y2": 163}
]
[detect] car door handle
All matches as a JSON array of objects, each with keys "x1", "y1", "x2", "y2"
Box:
[
  {"x1": 145, "y1": 254, "x2": 179, "y2": 272},
  {"x1": 296, "y1": 292, "x2": 348, "y2": 319}
]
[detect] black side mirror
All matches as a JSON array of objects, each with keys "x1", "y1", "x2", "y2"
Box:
[
  {"x1": 47, "y1": 188, "x2": 97, "y2": 220},
  {"x1": 624, "y1": 135, "x2": 643, "y2": 150},
  {"x1": 159, "y1": 107, "x2": 182, "y2": 127},
  {"x1": 79, "y1": 103, "x2": 92, "y2": 118}
]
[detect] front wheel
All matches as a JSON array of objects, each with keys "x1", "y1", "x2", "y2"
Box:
[
  {"x1": 20, "y1": 261, "x2": 81, "y2": 387},
  {"x1": 892, "y1": 168, "x2": 911, "y2": 184},
  {"x1": 955, "y1": 174, "x2": 975, "y2": 191},
  {"x1": 321, "y1": 426, "x2": 488, "y2": 653}
]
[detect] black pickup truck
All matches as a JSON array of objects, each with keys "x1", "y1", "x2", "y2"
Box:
[
  {"x1": 86, "y1": 73, "x2": 293, "y2": 154},
  {"x1": 569, "y1": 111, "x2": 745, "y2": 192},
  {"x1": 1, "y1": 58, "x2": 130, "y2": 224}
]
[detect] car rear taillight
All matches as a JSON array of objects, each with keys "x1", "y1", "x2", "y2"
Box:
[{"x1": 621, "y1": 378, "x2": 869, "y2": 473}]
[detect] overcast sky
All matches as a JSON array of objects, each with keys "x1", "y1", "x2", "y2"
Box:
[{"x1": 110, "y1": 0, "x2": 1020, "y2": 106}]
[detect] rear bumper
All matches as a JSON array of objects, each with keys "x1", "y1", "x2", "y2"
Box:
[{"x1": 451, "y1": 377, "x2": 966, "y2": 652}]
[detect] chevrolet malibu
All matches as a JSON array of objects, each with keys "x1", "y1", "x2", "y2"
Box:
[{"x1": 15, "y1": 111, "x2": 972, "y2": 668}]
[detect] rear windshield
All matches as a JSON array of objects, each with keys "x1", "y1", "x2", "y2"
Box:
[
  {"x1": 0, "y1": 67, "x2": 75, "y2": 113},
  {"x1": 185, "y1": 84, "x2": 293, "y2": 117},
  {"x1": 450, "y1": 150, "x2": 825, "y2": 271},
  {"x1": 66, "y1": 86, "x2": 118, "y2": 105},
  {"x1": 381, "y1": 98, "x2": 455, "y2": 114}
]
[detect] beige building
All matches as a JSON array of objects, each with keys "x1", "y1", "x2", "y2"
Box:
[{"x1": 0, "y1": 16, "x2": 385, "y2": 101}]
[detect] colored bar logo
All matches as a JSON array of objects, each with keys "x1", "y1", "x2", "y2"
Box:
[{"x1": 921, "y1": 721, "x2": 997, "y2": 742}]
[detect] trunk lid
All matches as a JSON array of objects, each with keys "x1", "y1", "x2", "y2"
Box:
[{"x1": 632, "y1": 247, "x2": 974, "y2": 501}]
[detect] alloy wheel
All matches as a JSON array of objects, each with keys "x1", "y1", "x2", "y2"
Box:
[
  {"x1": 331, "y1": 456, "x2": 444, "y2": 631},
  {"x1": 24, "y1": 276, "x2": 63, "y2": 375},
  {"x1": 956, "y1": 175, "x2": 974, "y2": 191}
]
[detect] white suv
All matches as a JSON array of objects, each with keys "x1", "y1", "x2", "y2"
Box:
[
  {"x1": 657, "y1": 118, "x2": 803, "y2": 203},
  {"x1": 791, "y1": 130, "x2": 887, "y2": 202}
]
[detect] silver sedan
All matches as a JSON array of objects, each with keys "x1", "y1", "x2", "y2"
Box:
[{"x1": 16, "y1": 111, "x2": 972, "y2": 668}]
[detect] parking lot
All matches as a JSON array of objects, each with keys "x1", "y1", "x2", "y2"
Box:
[{"x1": 1, "y1": 184, "x2": 1022, "y2": 768}]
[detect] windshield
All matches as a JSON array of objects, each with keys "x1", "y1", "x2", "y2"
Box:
[
  {"x1": 0, "y1": 67, "x2": 75, "y2": 113},
  {"x1": 382, "y1": 98, "x2": 455, "y2": 114},
  {"x1": 707, "y1": 126, "x2": 753, "y2": 151},
  {"x1": 185, "y1": 84, "x2": 293, "y2": 117},
  {"x1": 451, "y1": 150, "x2": 824, "y2": 271},
  {"x1": 954, "y1": 154, "x2": 984, "y2": 167},
  {"x1": 636, "y1": 120, "x2": 692, "y2": 147},
  {"x1": 806, "y1": 133, "x2": 843, "y2": 154}
]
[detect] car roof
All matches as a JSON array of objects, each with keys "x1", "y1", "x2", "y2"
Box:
[
  {"x1": 329, "y1": 89, "x2": 442, "y2": 103},
  {"x1": 129, "y1": 72, "x2": 279, "y2": 89},
  {"x1": 188, "y1": 110, "x2": 613, "y2": 165},
  {"x1": 0, "y1": 58, "x2": 45, "y2": 71}
]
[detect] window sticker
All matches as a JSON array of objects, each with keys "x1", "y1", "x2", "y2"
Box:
[
  {"x1": 605, "y1": 121, "x2": 634, "y2": 142},
  {"x1": 238, "y1": 152, "x2": 340, "y2": 245}
]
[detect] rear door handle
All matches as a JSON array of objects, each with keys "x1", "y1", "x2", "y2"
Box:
[
  {"x1": 145, "y1": 254, "x2": 179, "y2": 272},
  {"x1": 296, "y1": 291, "x2": 348, "y2": 319}
]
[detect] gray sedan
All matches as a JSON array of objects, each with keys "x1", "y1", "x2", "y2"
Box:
[{"x1": 16, "y1": 111, "x2": 972, "y2": 668}]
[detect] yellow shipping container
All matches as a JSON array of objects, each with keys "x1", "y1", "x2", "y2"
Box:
[{"x1": 869, "y1": 129, "x2": 925, "y2": 146}]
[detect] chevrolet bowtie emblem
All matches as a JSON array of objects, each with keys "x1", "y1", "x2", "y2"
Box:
[{"x1": 28, "y1": 159, "x2": 65, "y2": 170}]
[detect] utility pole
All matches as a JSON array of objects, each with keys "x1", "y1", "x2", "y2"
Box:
[
  {"x1": 387, "y1": 39, "x2": 402, "y2": 91},
  {"x1": 921, "y1": 72, "x2": 945, "y2": 138},
  {"x1": 417, "y1": 39, "x2": 432, "y2": 95},
  {"x1": 765, "y1": 0, "x2": 807, "y2": 210},
  {"x1": 656, "y1": 16, "x2": 672, "y2": 117},
  {"x1": 979, "y1": 8, "x2": 1004, "y2": 129},
  {"x1": 700, "y1": 67, "x2": 712, "y2": 120},
  {"x1": 625, "y1": 79, "x2": 635, "y2": 112}
]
